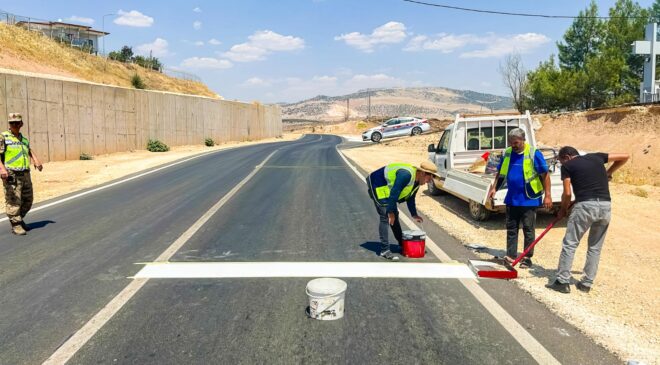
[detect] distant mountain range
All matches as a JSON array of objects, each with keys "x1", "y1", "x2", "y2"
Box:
[{"x1": 280, "y1": 87, "x2": 514, "y2": 122}]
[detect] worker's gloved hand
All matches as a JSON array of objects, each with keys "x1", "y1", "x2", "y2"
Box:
[
  {"x1": 0, "y1": 170, "x2": 7, "y2": 180},
  {"x1": 413, "y1": 215, "x2": 423, "y2": 223}
]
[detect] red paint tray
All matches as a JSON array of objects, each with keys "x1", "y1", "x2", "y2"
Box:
[{"x1": 468, "y1": 216, "x2": 561, "y2": 280}]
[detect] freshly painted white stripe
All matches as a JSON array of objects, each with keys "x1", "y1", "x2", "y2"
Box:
[
  {"x1": 42, "y1": 150, "x2": 279, "y2": 365},
  {"x1": 1, "y1": 145, "x2": 245, "y2": 223},
  {"x1": 335, "y1": 146, "x2": 560, "y2": 365},
  {"x1": 133, "y1": 262, "x2": 476, "y2": 279}
]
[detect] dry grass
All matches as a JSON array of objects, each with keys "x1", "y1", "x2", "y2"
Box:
[
  {"x1": 630, "y1": 187, "x2": 649, "y2": 198},
  {"x1": 0, "y1": 23, "x2": 217, "y2": 98}
]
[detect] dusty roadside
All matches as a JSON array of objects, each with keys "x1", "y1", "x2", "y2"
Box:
[
  {"x1": 340, "y1": 133, "x2": 659, "y2": 365},
  {"x1": 2, "y1": 134, "x2": 300, "y2": 204}
]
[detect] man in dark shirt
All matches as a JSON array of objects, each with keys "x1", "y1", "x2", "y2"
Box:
[
  {"x1": 546, "y1": 146, "x2": 629, "y2": 294},
  {"x1": 366, "y1": 162, "x2": 438, "y2": 261}
]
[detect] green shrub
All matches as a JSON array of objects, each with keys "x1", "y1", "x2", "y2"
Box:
[
  {"x1": 356, "y1": 121, "x2": 367, "y2": 129},
  {"x1": 204, "y1": 138, "x2": 215, "y2": 147},
  {"x1": 79, "y1": 152, "x2": 93, "y2": 160},
  {"x1": 131, "y1": 74, "x2": 145, "y2": 89},
  {"x1": 146, "y1": 139, "x2": 169, "y2": 152}
]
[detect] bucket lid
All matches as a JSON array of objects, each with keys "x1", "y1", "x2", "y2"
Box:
[
  {"x1": 306, "y1": 278, "x2": 347, "y2": 296},
  {"x1": 403, "y1": 230, "x2": 426, "y2": 240}
]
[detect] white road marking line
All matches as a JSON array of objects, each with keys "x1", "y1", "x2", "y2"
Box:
[
  {"x1": 42, "y1": 150, "x2": 279, "y2": 365},
  {"x1": 335, "y1": 146, "x2": 561, "y2": 365},
  {"x1": 1, "y1": 144, "x2": 254, "y2": 223},
  {"x1": 132, "y1": 262, "x2": 476, "y2": 279}
]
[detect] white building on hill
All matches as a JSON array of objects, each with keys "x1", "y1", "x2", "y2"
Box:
[{"x1": 16, "y1": 21, "x2": 108, "y2": 54}]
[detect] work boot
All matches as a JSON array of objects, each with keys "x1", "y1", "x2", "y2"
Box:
[
  {"x1": 545, "y1": 279, "x2": 570, "y2": 294},
  {"x1": 379, "y1": 250, "x2": 399, "y2": 261},
  {"x1": 576, "y1": 282, "x2": 591, "y2": 293},
  {"x1": 11, "y1": 224, "x2": 27, "y2": 236},
  {"x1": 20, "y1": 221, "x2": 30, "y2": 232}
]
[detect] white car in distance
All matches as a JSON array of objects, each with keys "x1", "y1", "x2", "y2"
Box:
[{"x1": 362, "y1": 117, "x2": 430, "y2": 142}]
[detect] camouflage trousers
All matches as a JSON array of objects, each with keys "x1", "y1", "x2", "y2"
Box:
[{"x1": 3, "y1": 170, "x2": 33, "y2": 225}]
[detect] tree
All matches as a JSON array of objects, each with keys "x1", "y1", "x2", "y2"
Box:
[
  {"x1": 499, "y1": 53, "x2": 528, "y2": 113},
  {"x1": 604, "y1": 0, "x2": 649, "y2": 98},
  {"x1": 525, "y1": 56, "x2": 584, "y2": 112},
  {"x1": 108, "y1": 46, "x2": 133, "y2": 62},
  {"x1": 557, "y1": 1, "x2": 605, "y2": 71},
  {"x1": 650, "y1": 0, "x2": 660, "y2": 23}
]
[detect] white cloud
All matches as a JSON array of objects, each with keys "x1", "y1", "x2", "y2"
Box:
[
  {"x1": 460, "y1": 33, "x2": 550, "y2": 58},
  {"x1": 208, "y1": 38, "x2": 222, "y2": 45},
  {"x1": 345, "y1": 73, "x2": 404, "y2": 89},
  {"x1": 114, "y1": 10, "x2": 154, "y2": 27},
  {"x1": 65, "y1": 15, "x2": 94, "y2": 25},
  {"x1": 135, "y1": 38, "x2": 170, "y2": 57},
  {"x1": 194, "y1": 41, "x2": 204, "y2": 46},
  {"x1": 193, "y1": 7, "x2": 202, "y2": 13},
  {"x1": 403, "y1": 31, "x2": 550, "y2": 58},
  {"x1": 335, "y1": 21, "x2": 407, "y2": 53},
  {"x1": 181, "y1": 57, "x2": 233, "y2": 69},
  {"x1": 223, "y1": 30, "x2": 305, "y2": 62},
  {"x1": 404, "y1": 33, "x2": 479, "y2": 53},
  {"x1": 223, "y1": 43, "x2": 269, "y2": 62},
  {"x1": 242, "y1": 77, "x2": 272, "y2": 87},
  {"x1": 193, "y1": 21, "x2": 202, "y2": 30},
  {"x1": 248, "y1": 30, "x2": 305, "y2": 51}
]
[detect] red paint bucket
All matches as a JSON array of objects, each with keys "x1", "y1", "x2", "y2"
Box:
[{"x1": 402, "y1": 230, "x2": 426, "y2": 258}]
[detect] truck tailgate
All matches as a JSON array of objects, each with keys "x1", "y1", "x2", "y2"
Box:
[{"x1": 443, "y1": 170, "x2": 494, "y2": 205}]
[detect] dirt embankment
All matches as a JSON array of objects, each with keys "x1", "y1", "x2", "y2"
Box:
[
  {"x1": 0, "y1": 23, "x2": 217, "y2": 98},
  {"x1": 536, "y1": 106, "x2": 660, "y2": 186},
  {"x1": 338, "y1": 106, "x2": 660, "y2": 364}
]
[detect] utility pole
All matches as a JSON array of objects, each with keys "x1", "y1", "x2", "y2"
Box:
[
  {"x1": 367, "y1": 88, "x2": 371, "y2": 120},
  {"x1": 101, "y1": 13, "x2": 115, "y2": 57},
  {"x1": 346, "y1": 98, "x2": 349, "y2": 122}
]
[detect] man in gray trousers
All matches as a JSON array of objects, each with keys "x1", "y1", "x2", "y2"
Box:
[{"x1": 546, "y1": 146, "x2": 629, "y2": 293}]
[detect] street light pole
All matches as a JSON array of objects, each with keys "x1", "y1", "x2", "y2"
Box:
[{"x1": 101, "y1": 13, "x2": 115, "y2": 57}]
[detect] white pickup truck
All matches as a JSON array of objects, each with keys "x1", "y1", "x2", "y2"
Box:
[{"x1": 426, "y1": 111, "x2": 564, "y2": 221}]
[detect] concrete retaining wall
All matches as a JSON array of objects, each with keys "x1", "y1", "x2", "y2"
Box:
[{"x1": 0, "y1": 71, "x2": 282, "y2": 162}]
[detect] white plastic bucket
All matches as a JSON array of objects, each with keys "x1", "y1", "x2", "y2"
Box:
[{"x1": 306, "y1": 278, "x2": 347, "y2": 320}]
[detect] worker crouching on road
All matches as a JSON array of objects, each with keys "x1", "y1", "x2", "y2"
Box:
[
  {"x1": 488, "y1": 128, "x2": 552, "y2": 268},
  {"x1": 366, "y1": 161, "x2": 438, "y2": 261},
  {"x1": 0, "y1": 113, "x2": 43, "y2": 235},
  {"x1": 546, "y1": 147, "x2": 628, "y2": 294}
]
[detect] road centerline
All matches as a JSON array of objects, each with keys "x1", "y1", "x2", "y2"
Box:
[{"x1": 41, "y1": 149, "x2": 279, "y2": 365}]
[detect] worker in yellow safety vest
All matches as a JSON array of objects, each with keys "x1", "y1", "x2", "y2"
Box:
[
  {"x1": 0, "y1": 113, "x2": 43, "y2": 235},
  {"x1": 366, "y1": 161, "x2": 439, "y2": 261},
  {"x1": 488, "y1": 128, "x2": 552, "y2": 268}
]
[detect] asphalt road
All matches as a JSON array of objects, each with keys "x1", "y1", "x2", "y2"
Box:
[{"x1": 0, "y1": 134, "x2": 619, "y2": 364}]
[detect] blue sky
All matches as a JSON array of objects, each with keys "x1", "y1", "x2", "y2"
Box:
[{"x1": 2, "y1": 0, "x2": 655, "y2": 102}]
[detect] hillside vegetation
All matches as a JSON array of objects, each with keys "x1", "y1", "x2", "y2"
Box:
[{"x1": 0, "y1": 23, "x2": 217, "y2": 97}]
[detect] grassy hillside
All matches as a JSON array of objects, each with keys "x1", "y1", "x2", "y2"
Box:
[{"x1": 0, "y1": 23, "x2": 217, "y2": 98}]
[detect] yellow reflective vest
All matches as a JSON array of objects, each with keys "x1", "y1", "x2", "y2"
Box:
[
  {"x1": 499, "y1": 143, "x2": 543, "y2": 199},
  {"x1": 1, "y1": 131, "x2": 30, "y2": 171}
]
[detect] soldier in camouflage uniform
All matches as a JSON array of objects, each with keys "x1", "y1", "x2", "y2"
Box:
[{"x1": 0, "y1": 113, "x2": 43, "y2": 235}]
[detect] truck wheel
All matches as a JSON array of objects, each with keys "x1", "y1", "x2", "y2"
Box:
[
  {"x1": 411, "y1": 127, "x2": 422, "y2": 136},
  {"x1": 371, "y1": 132, "x2": 382, "y2": 142},
  {"x1": 469, "y1": 200, "x2": 491, "y2": 221},
  {"x1": 427, "y1": 180, "x2": 445, "y2": 196}
]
